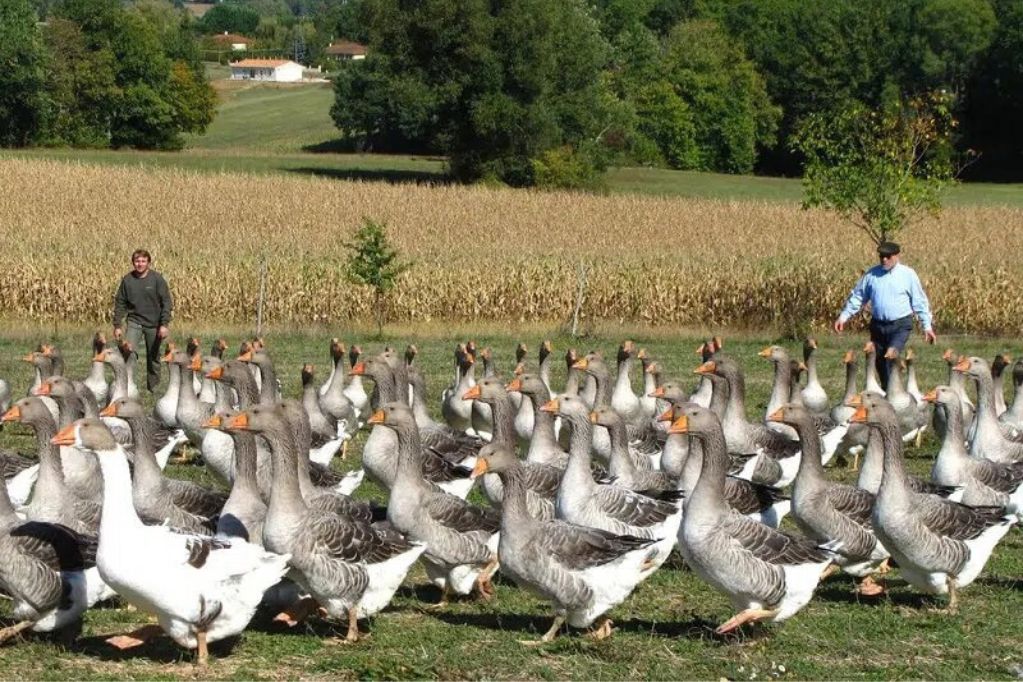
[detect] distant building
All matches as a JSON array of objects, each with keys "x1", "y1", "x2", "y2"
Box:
[
  {"x1": 323, "y1": 40, "x2": 367, "y2": 60},
  {"x1": 213, "y1": 32, "x2": 252, "y2": 51},
  {"x1": 230, "y1": 59, "x2": 304, "y2": 82}
]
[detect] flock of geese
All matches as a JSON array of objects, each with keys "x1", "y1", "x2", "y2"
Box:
[{"x1": 0, "y1": 333, "x2": 1022, "y2": 665}]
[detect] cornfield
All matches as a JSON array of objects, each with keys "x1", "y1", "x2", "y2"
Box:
[{"x1": 2, "y1": 158, "x2": 1021, "y2": 334}]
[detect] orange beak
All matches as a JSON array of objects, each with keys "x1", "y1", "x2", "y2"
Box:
[
  {"x1": 657, "y1": 406, "x2": 674, "y2": 422},
  {"x1": 98, "y1": 403, "x2": 118, "y2": 418},
  {"x1": 470, "y1": 458, "x2": 488, "y2": 479},
  {"x1": 367, "y1": 409, "x2": 385, "y2": 425},
  {"x1": 51, "y1": 423, "x2": 77, "y2": 446},
  {"x1": 798, "y1": 361, "x2": 807, "y2": 371},
  {"x1": 757, "y1": 347, "x2": 772, "y2": 358},
  {"x1": 226, "y1": 412, "x2": 250, "y2": 431},
  {"x1": 695, "y1": 343, "x2": 705, "y2": 356},
  {"x1": 32, "y1": 382, "x2": 52, "y2": 397},
  {"x1": 953, "y1": 357, "x2": 970, "y2": 372},
  {"x1": 843, "y1": 350, "x2": 854, "y2": 363},
  {"x1": 863, "y1": 342, "x2": 874, "y2": 352},
  {"x1": 845, "y1": 394, "x2": 863, "y2": 407},
  {"x1": 942, "y1": 348, "x2": 954, "y2": 362},
  {"x1": 92, "y1": 352, "x2": 105, "y2": 362},
  {"x1": 22, "y1": 352, "x2": 35, "y2": 363},
  {"x1": 540, "y1": 399, "x2": 559, "y2": 414},
  {"x1": 694, "y1": 361, "x2": 716, "y2": 375},
  {"x1": 850, "y1": 405, "x2": 868, "y2": 424},
  {"x1": 238, "y1": 350, "x2": 253, "y2": 362},
  {"x1": 462, "y1": 385, "x2": 481, "y2": 400},
  {"x1": 650, "y1": 387, "x2": 665, "y2": 398},
  {"x1": 350, "y1": 361, "x2": 366, "y2": 376},
  {"x1": 588, "y1": 411, "x2": 599, "y2": 424},
  {"x1": 766, "y1": 407, "x2": 785, "y2": 423},
  {"x1": 161, "y1": 350, "x2": 173, "y2": 363},
  {"x1": 205, "y1": 365, "x2": 224, "y2": 380},
  {"x1": 572, "y1": 358, "x2": 589, "y2": 370},
  {"x1": 202, "y1": 415, "x2": 222, "y2": 428},
  {"x1": 190, "y1": 355, "x2": 202, "y2": 372},
  {"x1": 922, "y1": 389, "x2": 938, "y2": 403},
  {"x1": 668, "y1": 415, "x2": 689, "y2": 434},
  {"x1": 505, "y1": 378, "x2": 523, "y2": 392},
  {"x1": 1, "y1": 405, "x2": 21, "y2": 422}
]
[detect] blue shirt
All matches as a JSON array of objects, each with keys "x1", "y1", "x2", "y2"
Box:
[{"x1": 838, "y1": 262, "x2": 933, "y2": 331}]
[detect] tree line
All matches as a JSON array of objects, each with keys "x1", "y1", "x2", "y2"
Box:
[
  {"x1": 1, "y1": 0, "x2": 215, "y2": 150},
  {"x1": 330, "y1": 0, "x2": 1021, "y2": 186}
]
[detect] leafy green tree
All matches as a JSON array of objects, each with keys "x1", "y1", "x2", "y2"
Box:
[
  {"x1": 332, "y1": 0, "x2": 615, "y2": 186},
  {"x1": 659, "y1": 19, "x2": 779, "y2": 172},
  {"x1": 792, "y1": 91, "x2": 958, "y2": 244},
  {"x1": 0, "y1": 0, "x2": 49, "y2": 147},
  {"x1": 199, "y1": 2, "x2": 260, "y2": 35},
  {"x1": 345, "y1": 218, "x2": 410, "y2": 337}
]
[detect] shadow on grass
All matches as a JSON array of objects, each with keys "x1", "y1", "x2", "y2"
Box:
[
  {"x1": 285, "y1": 166, "x2": 450, "y2": 186},
  {"x1": 65, "y1": 632, "x2": 241, "y2": 664}
]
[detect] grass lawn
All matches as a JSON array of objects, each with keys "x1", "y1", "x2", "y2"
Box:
[{"x1": 1, "y1": 324, "x2": 1022, "y2": 679}]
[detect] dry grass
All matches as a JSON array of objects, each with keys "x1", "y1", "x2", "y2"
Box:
[{"x1": 2, "y1": 158, "x2": 1022, "y2": 333}]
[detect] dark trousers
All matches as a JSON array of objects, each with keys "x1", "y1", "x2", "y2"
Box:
[
  {"x1": 126, "y1": 321, "x2": 162, "y2": 392},
  {"x1": 869, "y1": 315, "x2": 914, "y2": 389}
]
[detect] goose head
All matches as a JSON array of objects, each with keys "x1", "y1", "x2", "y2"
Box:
[
  {"x1": 32, "y1": 376, "x2": 75, "y2": 398},
  {"x1": 225, "y1": 404, "x2": 289, "y2": 435},
  {"x1": 588, "y1": 406, "x2": 621, "y2": 428},
  {"x1": 202, "y1": 408, "x2": 238, "y2": 431},
  {"x1": 211, "y1": 338, "x2": 228, "y2": 360},
  {"x1": 52, "y1": 418, "x2": 118, "y2": 451},
  {"x1": 667, "y1": 403, "x2": 718, "y2": 436},
  {"x1": 953, "y1": 356, "x2": 989, "y2": 379},
  {"x1": 405, "y1": 344, "x2": 418, "y2": 367},
  {"x1": 538, "y1": 339, "x2": 553, "y2": 364},
  {"x1": 803, "y1": 337, "x2": 818, "y2": 361},
  {"x1": 186, "y1": 337, "x2": 201, "y2": 358},
  {"x1": 367, "y1": 401, "x2": 416, "y2": 432},
  {"x1": 301, "y1": 364, "x2": 316, "y2": 389},
  {"x1": 2, "y1": 397, "x2": 54, "y2": 427},
  {"x1": 329, "y1": 338, "x2": 346, "y2": 363},
  {"x1": 506, "y1": 373, "x2": 546, "y2": 397},
  {"x1": 99, "y1": 396, "x2": 146, "y2": 419},
  {"x1": 348, "y1": 343, "x2": 361, "y2": 368},
  {"x1": 573, "y1": 351, "x2": 607, "y2": 378},
  {"x1": 650, "y1": 381, "x2": 687, "y2": 403},
  {"x1": 515, "y1": 342, "x2": 528, "y2": 365},
  {"x1": 541, "y1": 394, "x2": 589, "y2": 423},
  {"x1": 92, "y1": 332, "x2": 107, "y2": 355},
  {"x1": 462, "y1": 376, "x2": 506, "y2": 404},
  {"x1": 922, "y1": 385, "x2": 959, "y2": 409},
  {"x1": 992, "y1": 353, "x2": 1012, "y2": 377},
  {"x1": 842, "y1": 349, "x2": 857, "y2": 367},
  {"x1": 849, "y1": 392, "x2": 900, "y2": 429},
  {"x1": 766, "y1": 402, "x2": 813, "y2": 429},
  {"x1": 617, "y1": 340, "x2": 636, "y2": 364},
  {"x1": 470, "y1": 442, "x2": 519, "y2": 479},
  {"x1": 758, "y1": 344, "x2": 790, "y2": 365}
]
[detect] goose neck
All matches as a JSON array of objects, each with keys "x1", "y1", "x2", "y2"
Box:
[
  {"x1": 97, "y1": 448, "x2": 144, "y2": 534},
  {"x1": 688, "y1": 425, "x2": 729, "y2": 519}
]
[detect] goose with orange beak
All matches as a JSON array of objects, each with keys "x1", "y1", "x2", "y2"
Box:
[
  {"x1": 927, "y1": 386, "x2": 1023, "y2": 516},
  {"x1": 544, "y1": 395, "x2": 679, "y2": 576},
  {"x1": 95, "y1": 345, "x2": 135, "y2": 404},
  {"x1": 470, "y1": 441, "x2": 655, "y2": 644},
  {"x1": 510, "y1": 373, "x2": 569, "y2": 469},
  {"x1": 955, "y1": 356, "x2": 1023, "y2": 464},
  {"x1": 225, "y1": 405, "x2": 423, "y2": 642},
  {"x1": 83, "y1": 331, "x2": 110, "y2": 407},
  {"x1": 441, "y1": 343, "x2": 477, "y2": 434},
  {"x1": 103, "y1": 397, "x2": 222, "y2": 534},
  {"x1": 32, "y1": 377, "x2": 103, "y2": 503},
  {"x1": 690, "y1": 336, "x2": 722, "y2": 409},
  {"x1": 341, "y1": 343, "x2": 371, "y2": 425},
  {"x1": 3, "y1": 397, "x2": 95, "y2": 534},
  {"x1": 880, "y1": 348, "x2": 929, "y2": 446},
  {"x1": 862, "y1": 341, "x2": 886, "y2": 396},
  {"x1": 851, "y1": 394, "x2": 1015, "y2": 612},
  {"x1": 52, "y1": 417, "x2": 290, "y2": 665},
  {"x1": 153, "y1": 342, "x2": 183, "y2": 429},
  {"x1": 670, "y1": 404, "x2": 831, "y2": 635},
  {"x1": 358, "y1": 354, "x2": 474, "y2": 497},
  {"x1": 369, "y1": 402, "x2": 498, "y2": 607},
  {"x1": 700, "y1": 355, "x2": 801, "y2": 488},
  {"x1": 316, "y1": 339, "x2": 357, "y2": 446},
  {"x1": 769, "y1": 403, "x2": 888, "y2": 597},
  {"x1": 407, "y1": 368, "x2": 482, "y2": 470}
]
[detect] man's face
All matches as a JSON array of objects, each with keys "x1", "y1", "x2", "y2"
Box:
[
  {"x1": 133, "y1": 256, "x2": 151, "y2": 275},
  {"x1": 879, "y1": 253, "x2": 899, "y2": 271}
]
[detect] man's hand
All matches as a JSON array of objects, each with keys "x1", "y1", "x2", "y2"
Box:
[
  {"x1": 157, "y1": 325, "x2": 169, "y2": 340},
  {"x1": 924, "y1": 329, "x2": 937, "y2": 345},
  {"x1": 833, "y1": 319, "x2": 845, "y2": 333},
  {"x1": 113, "y1": 327, "x2": 123, "y2": 340}
]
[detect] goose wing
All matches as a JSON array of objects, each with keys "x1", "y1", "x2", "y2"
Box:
[
  {"x1": 722, "y1": 512, "x2": 829, "y2": 565},
  {"x1": 825, "y1": 483, "x2": 874, "y2": 526},
  {"x1": 594, "y1": 484, "x2": 676, "y2": 527},
  {"x1": 915, "y1": 496, "x2": 1009, "y2": 541},
  {"x1": 299, "y1": 511, "x2": 414, "y2": 564},
  {"x1": 166, "y1": 478, "x2": 228, "y2": 519},
  {"x1": 9, "y1": 522, "x2": 95, "y2": 571},
  {"x1": 970, "y1": 459, "x2": 1023, "y2": 494},
  {"x1": 424, "y1": 492, "x2": 500, "y2": 535},
  {"x1": 538, "y1": 519, "x2": 655, "y2": 570},
  {"x1": 724, "y1": 477, "x2": 788, "y2": 515}
]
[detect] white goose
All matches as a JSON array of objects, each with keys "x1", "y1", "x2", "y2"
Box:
[{"x1": 52, "y1": 418, "x2": 290, "y2": 666}]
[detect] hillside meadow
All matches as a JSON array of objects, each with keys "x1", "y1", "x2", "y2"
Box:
[
  {"x1": 0, "y1": 326, "x2": 1022, "y2": 679},
  {"x1": 1, "y1": 158, "x2": 1022, "y2": 334}
]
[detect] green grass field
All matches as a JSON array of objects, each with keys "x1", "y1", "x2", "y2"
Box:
[
  {"x1": 1, "y1": 325, "x2": 1022, "y2": 679},
  {"x1": 1, "y1": 63, "x2": 1020, "y2": 206}
]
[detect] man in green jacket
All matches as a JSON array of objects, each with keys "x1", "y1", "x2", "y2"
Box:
[{"x1": 112, "y1": 249, "x2": 173, "y2": 392}]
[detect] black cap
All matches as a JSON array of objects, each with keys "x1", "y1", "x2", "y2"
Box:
[{"x1": 877, "y1": 241, "x2": 900, "y2": 257}]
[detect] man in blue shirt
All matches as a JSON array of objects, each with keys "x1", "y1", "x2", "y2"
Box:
[{"x1": 834, "y1": 241, "x2": 936, "y2": 387}]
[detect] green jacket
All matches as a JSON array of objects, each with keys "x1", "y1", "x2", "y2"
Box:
[{"x1": 112, "y1": 270, "x2": 173, "y2": 329}]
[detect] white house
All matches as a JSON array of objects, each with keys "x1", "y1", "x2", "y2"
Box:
[{"x1": 230, "y1": 59, "x2": 304, "y2": 82}]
